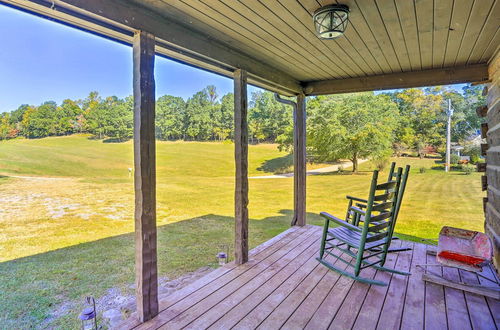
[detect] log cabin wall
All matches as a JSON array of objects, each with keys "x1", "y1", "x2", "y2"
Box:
[{"x1": 486, "y1": 50, "x2": 500, "y2": 272}]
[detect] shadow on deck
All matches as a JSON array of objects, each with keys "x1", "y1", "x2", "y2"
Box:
[{"x1": 122, "y1": 225, "x2": 500, "y2": 329}]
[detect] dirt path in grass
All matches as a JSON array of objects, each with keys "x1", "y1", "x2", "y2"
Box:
[
  {"x1": 0, "y1": 174, "x2": 72, "y2": 181},
  {"x1": 250, "y1": 159, "x2": 368, "y2": 179}
]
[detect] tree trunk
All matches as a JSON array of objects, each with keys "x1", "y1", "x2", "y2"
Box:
[{"x1": 352, "y1": 155, "x2": 358, "y2": 173}]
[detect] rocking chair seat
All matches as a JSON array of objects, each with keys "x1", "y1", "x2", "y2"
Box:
[{"x1": 327, "y1": 227, "x2": 389, "y2": 250}]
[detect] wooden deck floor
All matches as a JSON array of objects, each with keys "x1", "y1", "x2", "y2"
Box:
[{"x1": 125, "y1": 225, "x2": 500, "y2": 330}]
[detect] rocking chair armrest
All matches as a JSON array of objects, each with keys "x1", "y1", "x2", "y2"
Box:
[
  {"x1": 320, "y1": 212, "x2": 362, "y2": 232},
  {"x1": 346, "y1": 195, "x2": 368, "y2": 203}
]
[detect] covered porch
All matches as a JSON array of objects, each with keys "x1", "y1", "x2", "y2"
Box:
[{"x1": 2, "y1": 0, "x2": 499, "y2": 328}]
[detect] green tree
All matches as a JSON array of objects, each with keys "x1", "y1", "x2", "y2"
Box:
[
  {"x1": 156, "y1": 95, "x2": 186, "y2": 140},
  {"x1": 185, "y1": 88, "x2": 212, "y2": 140},
  {"x1": 0, "y1": 113, "x2": 13, "y2": 140},
  {"x1": 212, "y1": 93, "x2": 234, "y2": 141},
  {"x1": 307, "y1": 92, "x2": 399, "y2": 172},
  {"x1": 391, "y1": 88, "x2": 445, "y2": 157},
  {"x1": 248, "y1": 91, "x2": 292, "y2": 143},
  {"x1": 22, "y1": 102, "x2": 58, "y2": 138}
]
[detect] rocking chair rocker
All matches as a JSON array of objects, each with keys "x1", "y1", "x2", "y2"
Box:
[{"x1": 317, "y1": 166, "x2": 411, "y2": 286}]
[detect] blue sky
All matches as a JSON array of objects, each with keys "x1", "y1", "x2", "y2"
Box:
[
  {"x1": 0, "y1": 5, "x2": 243, "y2": 113},
  {"x1": 0, "y1": 4, "x2": 466, "y2": 113}
]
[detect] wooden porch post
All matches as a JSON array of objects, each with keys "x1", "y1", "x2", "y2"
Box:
[
  {"x1": 294, "y1": 93, "x2": 307, "y2": 226},
  {"x1": 234, "y1": 69, "x2": 249, "y2": 264},
  {"x1": 133, "y1": 30, "x2": 158, "y2": 322}
]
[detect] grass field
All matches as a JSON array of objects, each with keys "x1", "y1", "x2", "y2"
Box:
[{"x1": 0, "y1": 135, "x2": 485, "y2": 328}]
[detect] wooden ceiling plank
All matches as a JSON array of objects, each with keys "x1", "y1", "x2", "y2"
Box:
[
  {"x1": 480, "y1": 30, "x2": 500, "y2": 63},
  {"x1": 280, "y1": 0, "x2": 376, "y2": 77},
  {"x1": 443, "y1": 0, "x2": 475, "y2": 67},
  {"x1": 133, "y1": 0, "x2": 306, "y2": 79},
  {"x1": 326, "y1": 0, "x2": 392, "y2": 73},
  {"x1": 394, "y1": 0, "x2": 422, "y2": 71},
  {"x1": 351, "y1": 0, "x2": 403, "y2": 73},
  {"x1": 455, "y1": 0, "x2": 495, "y2": 66},
  {"x1": 468, "y1": 0, "x2": 500, "y2": 64},
  {"x1": 374, "y1": 0, "x2": 412, "y2": 70},
  {"x1": 163, "y1": 0, "x2": 327, "y2": 80},
  {"x1": 258, "y1": 0, "x2": 355, "y2": 78},
  {"x1": 299, "y1": 0, "x2": 385, "y2": 76},
  {"x1": 331, "y1": 0, "x2": 393, "y2": 74},
  {"x1": 432, "y1": 0, "x2": 454, "y2": 68},
  {"x1": 300, "y1": 0, "x2": 384, "y2": 76},
  {"x1": 205, "y1": 0, "x2": 336, "y2": 79},
  {"x1": 235, "y1": 0, "x2": 349, "y2": 79},
  {"x1": 415, "y1": 0, "x2": 434, "y2": 70},
  {"x1": 303, "y1": 64, "x2": 489, "y2": 95}
]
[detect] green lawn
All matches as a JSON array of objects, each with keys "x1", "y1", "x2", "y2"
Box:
[{"x1": 0, "y1": 135, "x2": 485, "y2": 328}]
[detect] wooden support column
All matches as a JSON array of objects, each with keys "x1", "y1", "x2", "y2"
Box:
[
  {"x1": 133, "y1": 30, "x2": 158, "y2": 322},
  {"x1": 234, "y1": 69, "x2": 249, "y2": 264},
  {"x1": 294, "y1": 93, "x2": 307, "y2": 226}
]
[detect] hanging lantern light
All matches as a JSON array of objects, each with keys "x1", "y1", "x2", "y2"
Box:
[
  {"x1": 79, "y1": 296, "x2": 98, "y2": 330},
  {"x1": 313, "y1": 4, "x2": 350, "y2": 39}
]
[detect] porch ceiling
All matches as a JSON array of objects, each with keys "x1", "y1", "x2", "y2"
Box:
[{"x1": 3, "y1": 0, "x2": 498, "y2": 94}]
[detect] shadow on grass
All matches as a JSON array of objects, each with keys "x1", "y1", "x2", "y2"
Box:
[
  {"x1": 257, "y1": 153, "x2": 293, "y2": 174},
  {"x1": 0, "y1": 209, "x2": 432, "y2": 328}
]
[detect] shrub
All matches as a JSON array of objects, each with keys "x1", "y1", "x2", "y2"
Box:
[
  {"x1": 450, "y1": 154, "x2": 461, "y2": 165},
  {"x1": 419, "y1": 167, "x2": 427, "y2": 174},
  {"x1": 462, "y1": 164, "x2": 475, "y2": 175},
  {"x1": 372, "y1": 157, "x2": 390, "y2": 171},
  {"x1": 463, "y1": 145, "x2": 481, "y2": 164}
]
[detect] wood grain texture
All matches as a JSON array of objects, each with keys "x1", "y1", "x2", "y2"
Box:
[
  {"x1": 133, "y1": 30, "x2": 159, "y2": 323},
  {"x1": 486, "y1": 51, "x2": 500, "y2": 272},
  {"x1": 234, "y1": 69, "x2": 249, "y2": 265},
  {"x1": 304, "y1": 65, "x2": 489, "y2": 95},
  {"x1": 294, "y1": 93, "x2": 307, "y2": 226},
  {"x1": 128, "y1": 226, "x2": 500, "y2": 330}
]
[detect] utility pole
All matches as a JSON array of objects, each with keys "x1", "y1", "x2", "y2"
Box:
[{"x1": 445, "y1": 99, "x2": 453, "y2": 173}]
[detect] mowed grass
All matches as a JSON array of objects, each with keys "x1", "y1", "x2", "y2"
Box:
[{"x1": 0, "y1": 135, "x2": 485, "y2": 328}]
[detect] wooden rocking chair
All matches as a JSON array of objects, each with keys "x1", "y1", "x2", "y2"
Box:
[
  {"x1": 344, "y1": 162, "x2": 411, "y2": 254},
  {"x1": 317, "y1": 167, "x2": 411, "y2": 286}
]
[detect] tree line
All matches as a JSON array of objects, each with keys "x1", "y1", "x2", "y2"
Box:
[
  {"x1": 0, "y1": 84, "x2": 485, "y2": 170},
  {"x1": 0, "y1": 85, "x2": 292, "y2": 143}
]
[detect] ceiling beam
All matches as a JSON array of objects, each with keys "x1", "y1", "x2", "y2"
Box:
[
  {"x1": 1, "y1": 0, "x2": 301, "y2": 95},
  {"x1": 303, "y1": 64, "x2": 489, "y2": 95}
]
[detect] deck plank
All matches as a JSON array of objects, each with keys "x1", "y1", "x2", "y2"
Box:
[
  {"x1": 304, "y1": 257, "x2": 356, "y2": 329},
  {"x1": 375, "y1": 241, "x2": 413, "y2": 330},
  {"x1": 459, "y1": 268, "x2": 497, "y2": 329},
  {"x1": 479, "y1": 265, "x2": 500, "y2": 328},
  {"x1": 156, "y1": 227, "x2": 320, "y2": 329},
  {"x1": 351, "y1": 241, "x2": 402, "y2": 330},
  {"x1": 332, "y1": 241, "x2": 403, "y2": 330},
  {"x1": 207, "y1": 236, "x2": 326, "y2": 330},
  {"x1": 400, "y1": 242, "x2": 427, "y2": 330},
  {"x1": 281, "y1": 251, "x2": 367, "y2": 329},
  {"x1": 135, "y1": 226, "x2": 316, "y2": 329},
  {"x1": 424, "y1": 245, "x2": 448, "y2": 329},
  {"x1": 182, "y1": 231, "x2": 321, "y2": 329},
  {"x1": 256, "y1": 254, "x2": 332, "y2": 329},
  {"x1": 125, "y1": 226, "x2": 499, "y2": 330},
  {"x1": 442, "y1": 264, "x2": 472, "y2": 330},
  {"x1": 232, "y1": 249, "x2": 331, "y2": 328}
]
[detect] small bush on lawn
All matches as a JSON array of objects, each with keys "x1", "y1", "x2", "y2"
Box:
[
  {"x1": 462, "y1": 164, "x2": 475, "y2": 175},
  {"x1": 419, "y1": 167, "x2": 427, "y2": 174}
]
